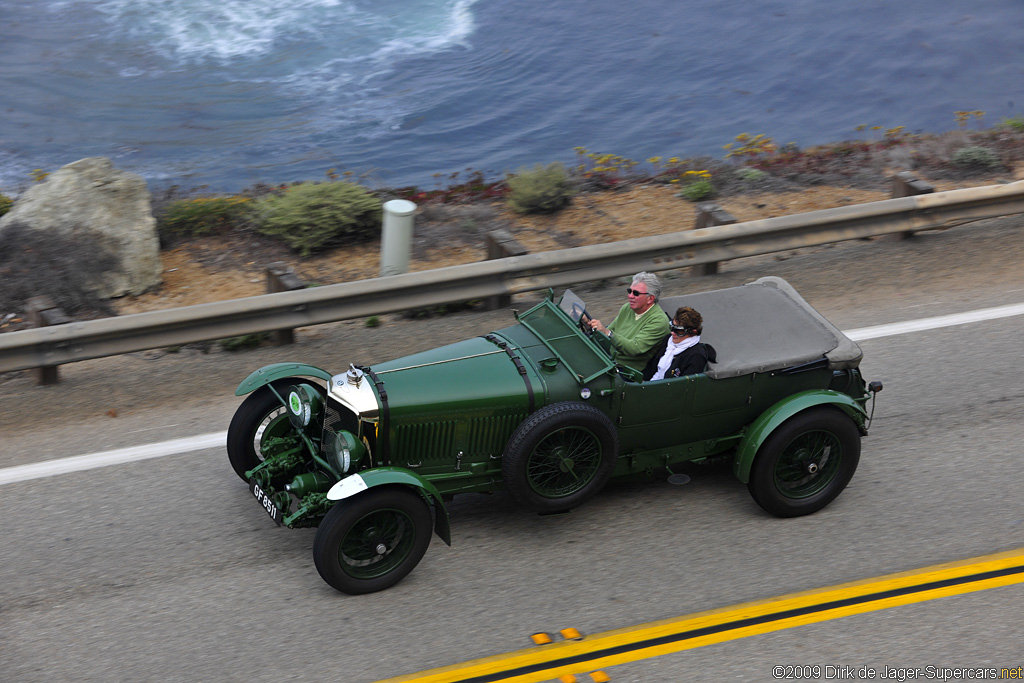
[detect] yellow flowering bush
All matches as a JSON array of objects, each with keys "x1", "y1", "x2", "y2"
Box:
[
  {"x1": 677, "y1": 170, "x2": 714, "y2": 201},
  {"x1": 955, "y1": 110, "x2": 986, "y2": 128},
  {"x1": 572, "y1": 147, "x2": 643, "y2": 189},
  {"x1": 723, "y1": 133, "x2": 777, "y2": 160}
]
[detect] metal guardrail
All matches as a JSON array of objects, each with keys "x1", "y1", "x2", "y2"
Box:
[{"x1": 2, "y1": 180, "x2": 1024, "y2": 375}]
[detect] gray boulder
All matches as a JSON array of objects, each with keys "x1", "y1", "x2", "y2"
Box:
[{"x1": 0, "y1": 157, "x2": 161, "y2": 298}]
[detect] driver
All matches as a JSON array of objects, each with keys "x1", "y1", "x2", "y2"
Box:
[{"x1": 588, "y1": 271, "x2": 670, "y2": 372}]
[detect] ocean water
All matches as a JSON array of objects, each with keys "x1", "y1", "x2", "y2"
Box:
[{"x1": 1, "y1": 0, "x2": 1022, "y2": 193}]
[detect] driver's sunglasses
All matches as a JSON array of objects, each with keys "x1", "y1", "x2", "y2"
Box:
[{"x1": 626, "y1": 288, "x2": 650, "y2": 297}]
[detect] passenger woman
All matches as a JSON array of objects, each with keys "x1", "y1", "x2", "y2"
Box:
[{"x1": 642, "y1": 306, "x2": 716, "y2": 380}]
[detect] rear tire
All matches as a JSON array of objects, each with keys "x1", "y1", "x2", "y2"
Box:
[
  {"x1": 748, "y1": 407, "x2": 860, "y2": 517},
  {"x1": 313, "y1": 488, "x2": 432, "y2": 595}
]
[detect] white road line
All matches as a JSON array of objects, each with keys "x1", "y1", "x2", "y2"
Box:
[
  {"x1": 845, "y1": 301, "x2": 1024, "y2": 341},
  {"x1": 3, "y1": 300, "x2": 1024, "y2": 486},
  {"x1": 0, "y1": 433, "x2": 225, "y2": 485}
]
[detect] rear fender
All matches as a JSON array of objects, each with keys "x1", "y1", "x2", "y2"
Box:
[
  {"x1": 326, "y1": 468, "x2": 452, "y2": 546},
  {"x1": 733, "y1": 391, "x2": 867, "y2": 484},
  {"x1": 235, "y1": 362, "x2": 333, "y2": 397}
]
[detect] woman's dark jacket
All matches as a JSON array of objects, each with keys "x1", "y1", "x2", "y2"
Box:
[{"x1": 641, "y1": 336, "x2": 718, "y2": 381}]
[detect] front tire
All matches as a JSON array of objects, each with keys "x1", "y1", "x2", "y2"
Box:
[
  {"x1": 313, "y1": 488, "x2": 432, "y2": 595},
  {"x1": 502, "y1": 402, "x2": 619, "y2": 513},
  {"x1": 226, "y1": 378, "x2": 320, "y2": 481},
  {"x1": 748, "y1": 407, "x2": 861, "y2": 517}
]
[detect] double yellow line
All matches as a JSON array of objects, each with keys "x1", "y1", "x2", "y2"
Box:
[{"x1": 377, "y1": 548, "x2": 1024, "y2": 683}]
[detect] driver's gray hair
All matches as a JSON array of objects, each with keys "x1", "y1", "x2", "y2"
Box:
[{"x1": 631, "y1": 271, "x2": 662, "y2": 301}]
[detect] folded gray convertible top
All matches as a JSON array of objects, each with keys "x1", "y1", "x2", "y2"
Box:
[{"x1": 658, "y1": 276, "x2": 862, "y2": 379}]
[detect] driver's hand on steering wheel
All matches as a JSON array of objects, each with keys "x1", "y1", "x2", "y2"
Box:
[{"x1": 589, "y1": 318, "x2": 609, "y2": 335}]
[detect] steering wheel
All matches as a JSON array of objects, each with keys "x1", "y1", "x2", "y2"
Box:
[{"x1": 578, "y1": 310, "x2": 594, "y2": 337}]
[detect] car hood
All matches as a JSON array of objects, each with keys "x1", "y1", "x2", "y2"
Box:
[{"x1": 366, "y1": 335, "x2": 539, "y2": 420}]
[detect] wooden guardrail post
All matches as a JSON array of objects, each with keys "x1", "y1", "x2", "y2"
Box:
[
  {"x1": 266, "y1": 263, "x2": 306, "y2": 345},
  {"x1": 484, "y1": 229, "x2": 528, "y2": 310},
  {"x1": 26, "y1": 295, "x2": 71, "y2": 385},
  {"x1": 889, "y1": 171, "x2": 935, "y2": 240},
  {"x1": 692, "y1": 203, "x2": 737, "y2": 276}
]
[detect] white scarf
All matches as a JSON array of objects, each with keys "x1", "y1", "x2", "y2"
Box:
[{"x1": 651, "y1": 334, "x2": 700, "y2": 380}]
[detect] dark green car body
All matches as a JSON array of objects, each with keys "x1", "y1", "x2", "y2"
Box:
[{"x1": 228, "y1": 276, "x2": 880, "y2": 593}]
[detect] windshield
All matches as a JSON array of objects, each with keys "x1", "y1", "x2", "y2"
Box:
[
  {"x1": 558, "y1": 289, "x2": 589, "y2": 323},
  {"x1": 556, "y1": 288, "x2": 616, "y2": 363},
  {"x1": 506, "y1": 290, "x2": 615, "y2": 383}
]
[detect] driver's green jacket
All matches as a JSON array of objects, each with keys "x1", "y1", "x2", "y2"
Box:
[{"x1": 605, "y1": 303, "x2": 671, "y2": 372}]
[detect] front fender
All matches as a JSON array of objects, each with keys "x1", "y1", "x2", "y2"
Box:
[
  {"x1": 326, "y1": 468, "x2": 452, "y2": 546},
  {"x1": 733, "y1": 390, "x2": 867, "y2": 484},
  {"x1": 235, "y1": 362, "x2": 334, "y2": 396}
]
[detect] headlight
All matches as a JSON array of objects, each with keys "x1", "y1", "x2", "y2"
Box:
[
  {"x1": 286, "y1": 384, "x2": 323, "y2": 429},
  {"x1": 326, "y1": 430, "x2": 367, "y2": 475}
]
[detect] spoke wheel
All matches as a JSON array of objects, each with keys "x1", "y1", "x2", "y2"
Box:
[
  {"x1": 772, "y1": 429, "x2": 842, "y2": 498},
  {"x1": 748, "y1": 407, "x2": 861, "y2": 518},
  {"x1": 339, "y1": 508, "x2": 417, "y2": 579},
  {"x1": 314, "y1": 488, "x2": 432, "y2": 594},
  {"x1": 503, "y1": 402, "x2": 618, "y2": 513},
  {"x1": 527, "y1": 427, "x2": 604, "y2": 498}
]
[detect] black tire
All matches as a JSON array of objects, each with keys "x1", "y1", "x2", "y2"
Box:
[
  {"x1": 502, "y1": 402, "x2": 619, "y2": 513},
  {"x1": 313, "y1": 487, "x2": 432, "y2": 595},
  {"x1": 748, "y1": 407, "x2": 861, "y2": 518},
  {"x1": 226, "y1": 378, "x2": 322, "y2": 481}
]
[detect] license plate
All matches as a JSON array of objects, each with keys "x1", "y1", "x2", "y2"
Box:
[{"x1": 250, "y1": 479, "x2": 283, "y2": 526}]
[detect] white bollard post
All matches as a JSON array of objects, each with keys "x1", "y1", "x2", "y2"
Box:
[{"x1": 379, "y1": 199, "x2": 418, "y2": 277}]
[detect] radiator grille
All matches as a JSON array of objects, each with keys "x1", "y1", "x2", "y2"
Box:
[
  {"x1": 466, "y1": 413, "x2": 524, "y2": 458},
  {"x1": 394, "y1": 420, "x2": 457, "y2": 463},
  {"x1": 392, "y1": 413, "x2": 525, "y2": 464}
]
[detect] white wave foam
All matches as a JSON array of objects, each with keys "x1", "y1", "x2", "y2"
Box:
[
  {"x1": 371, "y1": 0, "x2": 477, "y2": 61},
  {"x1": 205, "y1": 0, "x2": 481, "y2": 133},
  {"x1": 88, "y1": 0, "x2": 478, "y2": 66},
  {"x1": 91, "y1": 0, "x2": 346, "y2": 61}
]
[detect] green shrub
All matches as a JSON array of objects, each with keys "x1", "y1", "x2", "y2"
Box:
[
  {"x1": 365, "y1": 315, "x2": 381, "y2": 328},
  {"x1": 506, "y1": 163, "x2": 575, "y2": 214},
  {"x1": 951, "y1": 146, "x2": 1001, "y2": 169},
  {"x1": 678, "y1": 179, "x2": 715, "y2": 202},
  {"x1": 735, "y1": 167, "x2": 767, "y2": 182},
  {"x1": 0, "y1": 193, "x2": 12, "y2": 218},
  {"x1": 1001, "y1": 116, "x2": 1024, "y2": 132},
  {"x1": 157, "y1": 196, "x2": 253, "y2": 239},
  {"x1": 219, "y1": 332, "x2": 271, "y2": 351},
  {"x1": 255, "y1": 182, "x2": 382, "y2": 256}
]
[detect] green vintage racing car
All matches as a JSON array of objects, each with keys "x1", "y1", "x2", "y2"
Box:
[{"x1": 227, "y1": 276, "x2": 881, "y2": 594}]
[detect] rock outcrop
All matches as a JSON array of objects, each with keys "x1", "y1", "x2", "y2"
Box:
[{"x1": 0, "y1": 157, "x2": 161, "y2": 298}]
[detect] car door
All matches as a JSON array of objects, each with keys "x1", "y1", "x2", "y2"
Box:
[
  {"x1": 616, "y1": 372, "x2": 757, "y2": 453},
  {"x1": 616, "y1": 375, "x2": 697, "y2": 451}
]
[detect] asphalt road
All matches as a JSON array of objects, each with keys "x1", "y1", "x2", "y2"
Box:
[{"x1": 3, "y1": 215, "x2": 1024, "y2": 682}]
